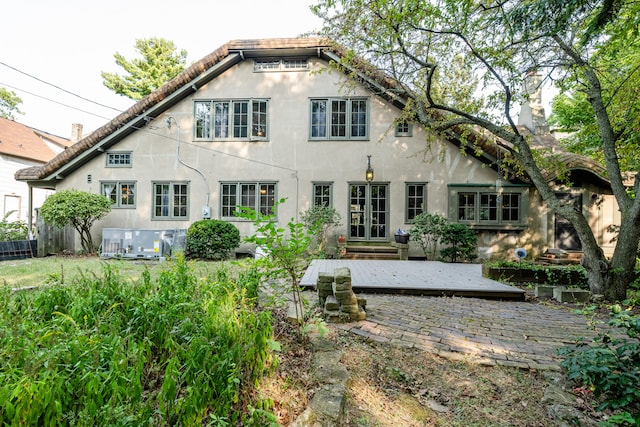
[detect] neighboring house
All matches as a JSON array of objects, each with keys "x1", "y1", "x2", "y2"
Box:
[
  {"x1": 0, "y1": 117, "x2": 74, "y2": 227},
  {"x1": 14, "y1": 38, "x2": 620, "y2": 259}
]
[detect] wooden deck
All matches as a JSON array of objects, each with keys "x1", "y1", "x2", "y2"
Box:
[{"x1": 301, "y1": 260, "x2": 525, "y2": 300}]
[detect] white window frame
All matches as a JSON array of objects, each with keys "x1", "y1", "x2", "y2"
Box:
[
  {"x1": 194, "y1": 99, "x2": 269, "y2": 141},
  {"x1": 309, "y1": 97, "x2": 369, "y2": 140}
]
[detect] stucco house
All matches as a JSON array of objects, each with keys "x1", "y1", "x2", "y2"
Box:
[
  {"x1": 14, "y1": 38, "x2": 620, "y2": 259},
  {"x1": 0, "y1": 117, "x2": 74, "y2": 227}
]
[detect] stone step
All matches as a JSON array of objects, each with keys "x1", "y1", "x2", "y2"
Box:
[
  {"x1": 342, "y1": 252, "x2": 400, "y2": 260},
  {"x1": 345, "y1": 245, "x2": 397, "y2": 254}
]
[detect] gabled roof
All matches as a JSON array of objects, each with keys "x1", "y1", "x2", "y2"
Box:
[
  {"x1": 0, "y1": 117, "x2": 60, "y2": 163},
  {"x1": 14, "y1": 37, "x2": 610, "y2": 189}
]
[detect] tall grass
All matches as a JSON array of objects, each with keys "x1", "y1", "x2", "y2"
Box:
[{"x1": 0, "y1": 255, "x2": 277, "y2": 426}]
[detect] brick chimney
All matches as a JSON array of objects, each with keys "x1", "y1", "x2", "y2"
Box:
[
  {"x1": 71, "y1": 123, "x2": 83, "y2": 142},
  {"x1": 518, "y1": 71, "x2": 550, "y2": 135}
]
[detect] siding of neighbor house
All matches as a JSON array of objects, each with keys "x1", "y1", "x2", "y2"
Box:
[{"x1": 23, "y1": 40, "x2": 619, "y2": 260}]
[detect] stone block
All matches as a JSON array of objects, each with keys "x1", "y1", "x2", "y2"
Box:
[
  {"x1": 340, "y1": 303, "x2": 360, "y2": 314},
  {"x1": 324, "y1": 295, "x2": 340, "y2": 311},
  {"x1": 334, "y1": 290, "x2": 357, "y2": 305},
  {"x1": 334, "y1": 267, "x2": 351, "y2": 284},
  {"x1": 535, "y1": 284, "x2": 555, "y2": 298},
  {"x1": 553, "y1": 288, "x2": 591, "y2": 303},
  {"x1": 317, "y1": 281, "x2": 334, "y2": 292},
  {"x1": 350, "y1": 307, "x2": 366, "y2": 321},
  {"x1": 333, "y1": 280, "x2": 352, "y2": 292},
  {"x1": 317, "y1": 272, "x2": 334, "y2": 283}
]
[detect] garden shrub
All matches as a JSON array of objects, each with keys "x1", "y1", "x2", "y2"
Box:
[
  {"x1": 0, "y1": 255, "x2": 278, "y2": 425},
  {"x1": 559, "y1": 306, "x2": 640, "y2": 425},
  {"x1": 0, "y1": 211, "x2": 29, "y2": 241},
  {"x1": 300, "y1": 204, "x2": 342, "y2": 256},
  {"x1": 186, "y1": 219, "x2": 240, "y2": 260},
  {"x1": 409, "y1": 212, "x2": 447, "y2": 260},
  {"x1": 439, "y1": 223, "x2": 477, "y2": 262}
]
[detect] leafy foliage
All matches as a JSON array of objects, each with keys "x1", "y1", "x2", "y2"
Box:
[
  {"x1": 300, "y1": 204, "x2": 342, "y2": 256},
  {"x1": 559, "y1": 306, "x2": 640, "y2": 424},
  {"x1": 311, "y1": 0, "x2": 640, "y2": 300},
  {"x1": 0, "y1": 211, "x2": 28, "y2": 241},
  {"x1": 409, "y1": 212, "x2": 447, "y2": 260},
  {"x1": 0, "y1": 256, "x2": 277, "y2": 425},
  {"x1": 439, "y1": 223, "x2": 477, "y2": 263},
  {"x1": 38, "y1": 189, "x2": 111, "y2": 254},
  {"x1": 101, "y1": 37, "x2": 187, "y2": 100},
  {"x1": 0, "y1": 87, "x2": 23, "y2": 119},
  {"x1": 186, "y1": 219, "x2": 240, "y2": 260},
  {"x1": 236, "y1": 198, "x2": 317, "y2": 337}
]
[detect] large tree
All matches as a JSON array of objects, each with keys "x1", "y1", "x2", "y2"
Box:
[
  {"x1": 311, "y1": 0, "x2": 640, "y2": 300},
  {"x1": 101, "y1": 37, "x2": 187, "y2": 100},
  {"x1": 0, "y1": 87, "x2": 23, "y2": 119}
]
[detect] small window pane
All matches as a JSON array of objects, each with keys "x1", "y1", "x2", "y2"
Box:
[
  {"x1": 311, "y1": 100, "x2": 327, "y2": 138},
  {"x1": 252, "y1": 100, "x2": 267, "y2": 138},
  {"x1": 195, "y1": 102, "x2": 211, "y2": 139},
  {"x1": 458, "y1": 193, "x2": 476, "y2": 221},
  {"x1": 350, "y1": 100, "x2": 367, "y2": 137},
  {"x1": 233, "y1": 101, "x2": 248, "y2": 138},
  {"x1": 480, "y1": 193, "x2": 498, "y2": 221},
  {"x1": 313, "y1": 183, "x2": 332, "y2": 207},
  {"x1": 406, "y1": 184, "x2": 426, "y2": 221},
  {"x1": 501, "y1": 193, "x2": 520, "y2": 222},
  {"x1": 331, "y1": 100, "x2": 347, "y2": 137},
  {"x1": 214, "y1": 102, "x2": 230, "y2": 138}
]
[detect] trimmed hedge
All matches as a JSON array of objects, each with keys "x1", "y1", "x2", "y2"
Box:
[{"x1": 186, "y1": 219, "x2": 240, "y2": 260}]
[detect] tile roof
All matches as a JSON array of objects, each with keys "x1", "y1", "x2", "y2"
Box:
[{"x1": 0, "y1": 117, "x2": 60, "y2": 163}]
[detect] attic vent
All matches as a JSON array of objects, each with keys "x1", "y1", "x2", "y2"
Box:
[
  {"x1": 254, "y1": 58, "x2": 308, "y2": 72},
  {"x1": 87, "y1": 174, "x2": 92, "y2": 184}
]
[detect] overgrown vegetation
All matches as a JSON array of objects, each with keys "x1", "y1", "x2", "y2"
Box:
[
  {"x1": 0, "y1": 255, "x2": 278, "y2": 425},
  {"x1": 300, "y1": 204, "x2": 342, "y2": 257},
  {"x1": 559, "y1": 305, "x2": 640, "y2": 426},
  {"x1": 236, "y1": 199, "x2": 319, "y2": 338},
  {"x1": 0, "y1": 211, "x2": 28, "y2": 241},
  {"x1": 483, "y1": 260, "x2": 590, "y2": 288},
  {"x1": 186, "y1": 219, "x2": 240, "y2": 260}
]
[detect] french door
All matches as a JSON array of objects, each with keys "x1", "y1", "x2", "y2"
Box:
[{"x1": 348, "y1": 183, "x2": 389, "y2": 241}]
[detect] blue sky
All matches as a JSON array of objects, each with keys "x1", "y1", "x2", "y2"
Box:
[{"x1": 1, "y1": 0, "x2": 322, "y2": 138}]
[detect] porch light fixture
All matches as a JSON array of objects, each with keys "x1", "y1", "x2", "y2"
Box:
[{"x1": 365, "y1": 155, "x2": 374, "y2": 182}]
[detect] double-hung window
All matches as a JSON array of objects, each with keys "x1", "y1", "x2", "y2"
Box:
[
  {"x1": 221, "y1": 182, "x2": 277, "y2": 218},
  {"x1": 405, "y1": 183, "x2": 427, "y2": 222},
  {"x1": 310, "y1": 98, "x2": 368, "y2": 140},
  {"x1": 152, "y1": 182, "x2": 189, "y2": 219},
  {"x1": 101, "y1": 181, "x2": 136, "y2": 208},
  {"x1": 312, "y1": 182, "x2": 333, "y2": 207},
  {"x1": 449, "y1": 185, "x2": 528, "y2": 228},
  {"x1": 195, "y1": 99, "x2": 269, "y2": 140}
]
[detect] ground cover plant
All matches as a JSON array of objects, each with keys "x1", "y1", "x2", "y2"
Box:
[{"x1": 0, "y1": 255, "x2": 278, "y2": 426}]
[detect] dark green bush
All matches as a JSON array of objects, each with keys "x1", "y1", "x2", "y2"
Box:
[
  {"x1": 439, "y1": 223, "x2": 477, "y2": 262},
  {"x1": 559, "y1": 306, "x2": 640, "y2": 424},
  {"x1": 186, "y1": 219, "x2": 240, "y2": 260}
]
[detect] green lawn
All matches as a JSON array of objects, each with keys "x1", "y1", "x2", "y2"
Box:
[{"x1": 0, "y1": 256, "x2": 238, "y2": 289}]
